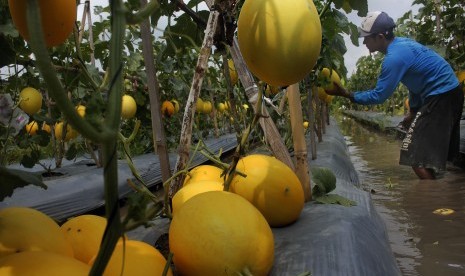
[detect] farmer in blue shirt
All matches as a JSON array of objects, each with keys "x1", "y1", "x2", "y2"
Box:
[{"x1": 328, "y1": 11, "x2": 464, "y2": 179}]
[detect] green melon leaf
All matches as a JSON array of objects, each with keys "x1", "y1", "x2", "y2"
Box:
[{"x1": 0, "y1": 166, "x2": 47, "y2": 201}]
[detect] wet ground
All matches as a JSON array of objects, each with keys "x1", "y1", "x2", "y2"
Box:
[{"x1": 336, "y1": 115, "x2": 465, "y2": 276}]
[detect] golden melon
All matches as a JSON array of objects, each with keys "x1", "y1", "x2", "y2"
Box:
[
  {"x1": 0, "y1": 251, "x2": 90, "y2": 276},
  {"x1": 0, "y1": 207, "x2": 73, "y2": 258},
  {"x1": 161, "y1": 100, "x2": 175, "y2": 117},
  {"x1": 60, "y1": 215, "x2": 107, "y2": 263},
  {"x1": 8, "y1": 0, "x2": 76, "y2": 47},
  {"x1": 230, "y1": 154, "x2": 305, "y2": 227},
  {"x1": 25, "y1": 121, "x2": 39, "y2": 135},
  {"x1": 89, "y1": 240, "x2": 173, "y2": 276},
  {"x1": 121, "y1": 95, "x2": 137, "y2": 119},
  {"x1": 228, "y1": 59, "x2": 238, "y2": 86},
  {"x1": 172, "y1": 180, "x2": 224, "y2": 215},
  {"x1": 169, "y1": 191, "x2": 274, "y2": 275},
  {"x1": 237, "y1": 0, "x2": 322, "y2": 86},
  {"x1": 18, "y1": 87, "x2": 42, "y2": 115},
  {"x1": 183, "y1": 164, "x2": 224, "y2": 186},
  {"x1": 319, "y1": 68, "x2": 342, "y2": 92}
]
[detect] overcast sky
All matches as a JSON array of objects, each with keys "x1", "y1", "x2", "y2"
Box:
[{"x1": 79, "y1": 0, "x2": 420, "y2": 78}]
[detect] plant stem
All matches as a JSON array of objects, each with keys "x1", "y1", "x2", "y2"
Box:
[
  {"x1": 319, "y1": 0, "x2": 332, "y2": 18},
  {"x1": 199, "y1": 149, "x2": 230, "y2": 169},
  {"x1": 89, "y1": 0, "x2": 127, "y2": 274},
  {"x1": 118, "y1": 120, "x2": 161, "y2": 195},
  {"x1": 122, "y1": 194, "x2": 163, "y2": 231},
  {"x1": 163, "y1": 253, "x2": 174, "y2": 276},
  {"x1": 223, "y1": 89, "x2": 263, "y2": 191},
  {"x1": 105, "y1": 2, "x2": 125, "y2": 130},
  {"x1": 126, "y1": 0, "x2": 160, "y2": 25}
]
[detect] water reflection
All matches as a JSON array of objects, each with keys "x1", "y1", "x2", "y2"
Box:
[{"x1": 336, "y1": 115, "x2": 465, "y2": 276}]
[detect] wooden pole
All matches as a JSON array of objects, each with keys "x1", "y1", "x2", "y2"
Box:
[
  {"x1": 315, "y1": 92, "x2": 323, "y2": 142},
  {"x1": 77, "y1": 1, "x2": 87, "y2": 45},
  {"x1": 85, "y1": 1, "x2": 96, "y2": 66},
  {"x1": 308, "y1": 85, "x2": 317, "y2": 160},
  {"x1": 321, "y1": 101, "x2": 327, "y2": 134},
  {"x1": 169, "y1": 10, "x2": 220, "y2": 198},
  {"x1": 209, "y1": 81, "x2": 220, "y2": 138},
  {"x1": 287, "y1": 84, "x2": 312, "y2": 201},
  {"x1": 325, "y1": 103, "x2": 330, "y2": 125},
  {"x1": 140, "y1": 0, "x2": 171, "y2": 183}
]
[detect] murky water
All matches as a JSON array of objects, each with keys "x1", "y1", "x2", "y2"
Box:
[{"x1": 336, "y1": 115, "x2": 465, "y2": 276}]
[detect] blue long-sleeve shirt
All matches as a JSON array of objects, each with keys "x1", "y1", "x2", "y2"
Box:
[{"x1": 353, "y1": 37, "x2": 459, "y2": 111}]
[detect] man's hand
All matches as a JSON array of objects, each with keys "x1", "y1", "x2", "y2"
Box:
[{"x1": 326, "y1": 82, "x2": 354, "y2": 101}]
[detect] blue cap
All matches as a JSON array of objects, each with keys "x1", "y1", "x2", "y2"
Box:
[{"x1": 358, "y1": 11, "x2": 396, "y2": 37}]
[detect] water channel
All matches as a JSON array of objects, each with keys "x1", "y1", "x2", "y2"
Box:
[{"x1": 335, "y1": 115, "x2": 465, "y2": 276}]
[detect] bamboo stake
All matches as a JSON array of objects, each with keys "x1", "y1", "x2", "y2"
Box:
[
  {"x1": 321, "y1": 101, "x2": 327, "y2": 134},
  {"x1": 169, "y1": 10, "x2": 220, "y2": 198},
  {"x1": 85, "y1": 0, "x2": 99, "y2": 163},
  {"x1": 325, "y1": 102, "x2": 330, "y2": 125},
  {"x1": 315, "y1": 92, "x2": 323, "y2": 142},
  {"x1": 77, "y1": 1, "x2": 87, "y2": 45},
  {"x1": 86, "y1": 1, "x2": 96, "y2": 66},
  {"x1": 287, "y1": 84, "x2": 311, "y2": 201},
  {"x1": 139, "y1": 0, "x2": 172, "y2": 183},
  {"x1": 76, "y1": 1, "x2": 95, "y2": 67},
  {"x1": 308, "y1": 85, "x2": 317, "y2": 160},
  {"x1": 229, "y1": 37, "x2": 295, "y2": 170},
  {"x1": 209, "y1": 83, "x2": 220, "y2": 138},
  {"x1": 278, "y1": 89, "x2": 287, "y2": 114}
]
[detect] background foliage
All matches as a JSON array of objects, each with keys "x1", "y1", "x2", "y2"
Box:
[{"x1": 0, "y1": 0, "x2": 369, "y2": 171}]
